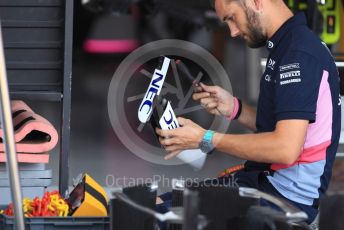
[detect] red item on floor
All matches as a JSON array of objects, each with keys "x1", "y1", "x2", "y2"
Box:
[{"x1": 1, "y1": 190, "x2": 69, "y2": 217}]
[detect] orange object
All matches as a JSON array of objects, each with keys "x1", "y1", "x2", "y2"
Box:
[
  {"x1": 218, "y1": 164, "x2": 245, "y2": 178},
  {"x1": 0, "y1": 190, "x2": 69, "y2": 217}
]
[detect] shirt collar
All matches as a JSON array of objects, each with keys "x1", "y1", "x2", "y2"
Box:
[{"x1": 266, "y1": 13, "x2": 307, "y2": 52}]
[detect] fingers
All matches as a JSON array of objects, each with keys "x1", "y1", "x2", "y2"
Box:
[
  {"x1": 199, "y1": 82, "x2": 218, "y2": 94},
  {"x1": 197, "y1": 97, "x2": 219, "y2": 112},
  {"x1": 194, "y1": 85, "x2": 203, "y2": 93},
  {"x1": 159, "y1": 137, "x2": 178, "y2": 146},
  {"x1": 177, "y1": 117, "x2": 189, "y2": 126},
  {"x1": 159, "y1": 137, "x2": 182, "y2": 160},
  {"x1": 156, "y1": 128, "x2": 175, "y2": 138},
  {"x1": 193, "y1": 92, "x2": 211, "y2": 101},
  {"x1": 193, "y1": 83, "x2": 220, "y2": 96},
  {"x1": 208, "y1": 108, "x2": 219, "y2": 115},
  {"x1": 156, "y1": 118, "x2": 197, "y2": 161},
  {"x1": 165, "y1": 145, "x2": 180, "y2": 152},
  {"x1": 164, "y1": 150, "x2": 181, "y2": 160},
  {"x1": 200, "y1": 97, "x2": 218, "y2": 106},
  {"x1": 205, "y1": 102, "x2": 218, "y2": 110}
]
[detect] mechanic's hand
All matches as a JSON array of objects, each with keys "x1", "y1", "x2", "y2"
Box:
[
  {"x1": 156, "y1": 117, "x2": 206, "y2": 160},
  {"x1": 193, "y1": 82, "x2": 234, "y2": 117}
]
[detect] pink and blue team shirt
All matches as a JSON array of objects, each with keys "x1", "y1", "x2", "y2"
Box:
[{"x1": 254, "y1": 13, "x2": 341, "y2": 207}]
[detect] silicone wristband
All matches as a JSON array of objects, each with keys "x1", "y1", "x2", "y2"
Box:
[
  {"x1": 226, "y1": 97, "x2": 239, "y2": 121},
  {"x1": 233, "y1": 98, "x2": 242, "y2": 120}
]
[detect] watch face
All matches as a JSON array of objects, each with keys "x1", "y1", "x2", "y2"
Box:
[{"x1": 200, "y1": 141, "x2": 210, "y2": 153}]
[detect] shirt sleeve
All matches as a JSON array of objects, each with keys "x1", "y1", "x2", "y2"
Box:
[{"x1": 274, "y1": 51, "x2": 323, "y2": 123}]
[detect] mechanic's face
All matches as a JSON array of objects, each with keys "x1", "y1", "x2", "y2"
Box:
[{"x1": 215, "y1": 0, "x2": 267, "y2": 48}]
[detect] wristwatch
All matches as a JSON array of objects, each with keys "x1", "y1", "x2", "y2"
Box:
[{"x1": 199, "y1": 130, "x2": 215, "y2": 154}]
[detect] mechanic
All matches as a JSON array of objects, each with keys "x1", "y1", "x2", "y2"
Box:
[{"x1": 155, "y1": 0, "x2": 341, "y2": 224}]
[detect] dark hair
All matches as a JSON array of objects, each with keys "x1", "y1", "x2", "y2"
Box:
[
  {"x1": 210, "y1": 0, "x2": 242, "y2": 8},
  {"x1": 209, "y1": 0, "x2": 215, "y2": 8}
]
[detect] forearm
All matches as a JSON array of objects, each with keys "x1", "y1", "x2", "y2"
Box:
[
  {"x1": 236, "y1": 102, "x2": 257, "y2": 132},
  {"x1": 212, "y1": 132, "x2": 297, "y2": 165}
]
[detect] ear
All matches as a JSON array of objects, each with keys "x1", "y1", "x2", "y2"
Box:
[{"x1": 251, "y1": 0, "x2": 263, "y2": 11}]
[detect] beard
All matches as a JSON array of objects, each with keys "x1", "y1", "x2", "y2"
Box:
[{"x1": 243, "y1": 6, "x2": 267, "y2": 48}]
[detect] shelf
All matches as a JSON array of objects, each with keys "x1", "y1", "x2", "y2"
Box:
[
  {"x1": 336, "y1": 61, "x2": 344, "y2": 68},
  {"x1": 2, "y1": 20, "x2": 63, "y2": 28},
  {"x1": 10, "y1": 91, "x2": 63, "y2": 101},
  {"x1": 7, "y1": 61, "x2": 62, "y2": 69},
  {"x1": 0, "y1": 0, "x2": 62, "y2": 7},
  {"x1": 4, "y1": 41, "x2": 62, "y2": 49},
  {"x1": 0, "y1": 0, "x2": 73, "y2": 209},
  {"x1": 337, "y1": 153, "x2": 344, "y2": 157}
]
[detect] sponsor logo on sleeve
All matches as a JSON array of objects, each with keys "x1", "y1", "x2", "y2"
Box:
[
  {"x1": 339, "y1": 95, "x2": 342, "y2": 106},
  {"x1": 268, "y1": 41, "x2": 274, "y2": 49},
  {"x1": 280, "y1": 78, "x2": 301, "y2": 85},
  {"x1": 265, "y1": 74, "x2": 271, "y2": 82},
  {"x1": 267, "y1": 59, "x2": 276, "y2": 70},
  {"x1": 280, "y1": 70, "x2": 300, "y2": 79},
  {"x1": 279, "y1": 63, "x2": 300, "y2": 72}
]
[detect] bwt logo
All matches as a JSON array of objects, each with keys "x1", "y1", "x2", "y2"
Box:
[
  {"x1": 138, "y1": 57, "x2": 170, "y2": 123},
  {"x1": 267, "y1": 59, "x2": 276, "y2": 70}
]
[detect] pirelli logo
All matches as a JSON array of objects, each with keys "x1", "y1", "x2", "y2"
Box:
[
  {"x1": 280, "y1": 70, "x2": 300, "y2": 79},
  {"x1": 279, "y1": 63, "x2": 300, "y2": 72}
]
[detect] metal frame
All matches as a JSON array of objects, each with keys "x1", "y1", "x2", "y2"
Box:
[
  {"x1": 0, "y1": 21, "x2": 25, "y2": 230},
  {"x1": 2, "y1": 0, "x2": 74, "y2": 197},
  {"x1": 59, "y1": 0, "x2": 74, "y2": 196},
  {"x1": 0, "y1": 1, "x2": 74, "y2": 228}
]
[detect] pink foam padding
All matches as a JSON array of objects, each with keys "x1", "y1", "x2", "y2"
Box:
[
  {"x1": 10, "y1": 100, "x2": 33, "y2": 114},
  {"x1": 83, "y1": 39, "x2": 139, "y2": 53},
  {"x1": 0, "y1": 101, "x2": 58, "y2": 153},
  {"x1": 0, "y1": 153, "x2": 49, "y2": 163}
]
